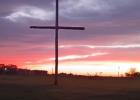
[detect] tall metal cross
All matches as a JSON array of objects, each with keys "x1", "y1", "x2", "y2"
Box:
[{"x1": 30, "y1": 0, "x2": 85, "y2": 85}]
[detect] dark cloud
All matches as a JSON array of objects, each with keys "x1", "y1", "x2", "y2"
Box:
[{"x1": 59, "y1": 0, "x2": 140, "y2": 21}]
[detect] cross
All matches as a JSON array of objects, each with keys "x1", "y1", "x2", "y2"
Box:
[{"x1": 30, "y1": 0, "x2": 85, "y2": 85}]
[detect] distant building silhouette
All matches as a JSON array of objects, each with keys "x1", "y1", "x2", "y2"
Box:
[
  {"x1": 0, "y1": 64, "x2": 48, "y2": 76},
  {"x1": 0, "y1": 64, "x2": 18, "y2": 75}
]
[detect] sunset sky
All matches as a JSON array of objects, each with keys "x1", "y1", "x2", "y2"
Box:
[{"x1": 0, "y1": 0, "x2": 140, "y2": 76}]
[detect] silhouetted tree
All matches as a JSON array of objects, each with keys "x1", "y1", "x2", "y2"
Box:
[{"x1": 125, "y1": 68, "x2": 140, "y2": 77}]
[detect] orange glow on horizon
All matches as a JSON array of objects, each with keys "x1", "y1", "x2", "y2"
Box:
[{"x1": 22, "y1": 61, "x2": 140, "y2": 76}]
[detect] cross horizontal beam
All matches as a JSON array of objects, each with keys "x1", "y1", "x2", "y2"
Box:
[{"x1": 30, "y1": 26, "x2": 85, "y2": 30}]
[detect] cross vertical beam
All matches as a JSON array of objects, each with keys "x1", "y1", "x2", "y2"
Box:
[
  {"x1": 30, "y1": 0, "x2": 85, "y2": 86},
  {"x1": 55, "y1": 0, "x2": 59, "y2": 85}
]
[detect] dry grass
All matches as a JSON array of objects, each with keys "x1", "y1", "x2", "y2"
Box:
[{"x1": 0, "y1": 75, "x2": 140, "y2": 100}]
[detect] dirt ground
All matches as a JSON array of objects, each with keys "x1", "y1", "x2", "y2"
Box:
[{"x1": 0, "y1": 75, "x2": 140, "y2": 100}]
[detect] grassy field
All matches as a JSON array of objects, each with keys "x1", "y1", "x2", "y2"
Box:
[{"x1": 0, "y1": 75, "x2": 140, "y2": 100}]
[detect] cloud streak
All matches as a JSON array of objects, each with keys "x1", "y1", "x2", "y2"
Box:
[
  {"x1": 48, "y1": 52, "x2": 109, "y2": 61},
  {"x1": 4, "y1": 6, "x2": 54, "y2": 22},
  {"x1": 60, "y1": 44, "x2": 140, "y2": 49}
]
